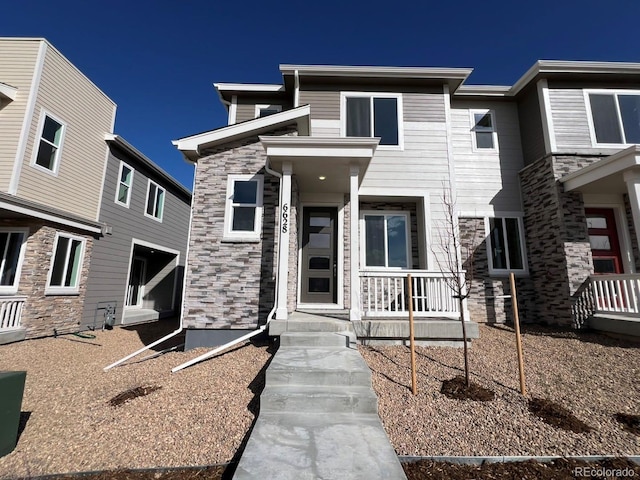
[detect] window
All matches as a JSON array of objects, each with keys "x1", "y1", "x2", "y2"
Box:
[
  {"x1": 487, "y1": 216, "x2": 526, "y2": 273},
  {"x1": 115, "y1": 162, "x2": 134, "y2": 207},
  {"x1": 33, "y1": 112, "x2": 65, "y2": 173},
  {"x1": 362, "y1": 212, "x2": 410, "y2": 268},
  {"x1": 587, "y1": 91, "x2": 640, "y2": 145},
  {"x1": 47, "y1": 234, "x2": 85, "y2": 294},
  {"x1": 0, "y1": 230, "x2": 27, "y2": 294},
  {"x1": 255, "y1": 104, "x2": 282, "y2": 118},
  {"x1": 224, "y1": 175, "x2": 264, "y2": 241},
  {"x1": 342, "y1": 93, "x2": 403, "y2": 147},
  {"x1": 145, "y1": 181, "x2": 165, "y2": 221},
  {"x1": 471, "y1": 110, "x2": 497, "y2": 150}
]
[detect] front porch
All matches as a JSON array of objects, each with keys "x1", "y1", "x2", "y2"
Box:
[{"x1": 588, "y1": 274, "x2": 640, "y2": 337}]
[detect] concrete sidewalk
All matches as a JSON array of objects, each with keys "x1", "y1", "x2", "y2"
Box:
[{"x1": 232, "y1": 331, "x2": 407, "y2": 479}]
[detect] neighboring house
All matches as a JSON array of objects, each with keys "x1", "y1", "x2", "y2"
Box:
[
  {"x1": 173, "y1": 61, "x2": 640, "y2": 348},
  {"x1": 0, "y1": 38, "x2": 191, "y2": 345}
]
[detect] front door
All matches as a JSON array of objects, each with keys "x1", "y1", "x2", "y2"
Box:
[
  {"x1": 126, "y1": 257, "x2": 147, "y2": 307},
  {"x1": 301, "y1": 207, "x2": 338, "y2": 304},
  {"x1": 586, "y1": 208, "x2": 623, "y2": 274}
]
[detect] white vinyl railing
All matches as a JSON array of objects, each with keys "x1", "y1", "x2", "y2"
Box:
[
  {"x1": 0, "y1": 296, "x2": 27, "y2": 330},
  {"x1": 591, "y1": 274, "x2": 640, "y2": 316},
  {"x1": 360, "y1": 270, "x2": 462, "y2": 318}
]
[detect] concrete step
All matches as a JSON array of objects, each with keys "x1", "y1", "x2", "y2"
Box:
[
  {"x1": 296, "y1": 308, "x2": 351, "y2": 320},
  {"x1": 269, "y1": 318, "x2": 354, "y2": 336},
  {"x1": 266, "y1": 347, "x2": 372, "y2": 387},
  {"x1": 279, "y1": 331, "x2": 353, "y2": 347},
  {"x1": 260, "y1": 385, "x2": 378, "y2": 414}
]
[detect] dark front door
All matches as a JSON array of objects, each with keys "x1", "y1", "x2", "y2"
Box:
[
  {"x1": 301, "y1": 207, "x2": 338, "y2": 304},
  {"x1": 586, "y1": 208, "x2": 623, "y2": 274}
]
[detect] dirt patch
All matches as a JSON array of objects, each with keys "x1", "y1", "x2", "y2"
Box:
[
  {"x1": 403, "y1": 457, "x2": 640, "y2": 480},
  {"x1": 33, "y1": 465, "x2": 226, "y2": 480},
  {"x1": 108, "y1": 385, "x2": 162, "y2": 407},
  {"x1": 528, "y1": 397, "x2": 593, "y2": 433},
  {"x1": 615, "y1": 413, "x2": 640, "y2": 435},
  {"x1": 440, "y1": 376, "x2": 495, "y2": 401}
]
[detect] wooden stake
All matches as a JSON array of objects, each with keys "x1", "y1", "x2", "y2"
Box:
[
  {"x1": 408, "y1": 274, "x2": 417, "y2": 395},
  {"x1": 509, "y1": 272, "x2": 527, "y2": 396}
]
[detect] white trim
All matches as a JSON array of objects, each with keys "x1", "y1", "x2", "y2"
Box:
[
  {"x1": 45, "y1": 232, "x2": 86, "y2": 295},
  {"x1": 30, "y1": 109, "x2": 66, "y2": 177},
  {"x1": 280, "y1": 64, "x2": 473, "y2": 83},
  {"x1": 10, "y1": 40, "x2": 46, "y2": 195},
  {"x1": 0, "y1": 228, "x2": 29, "y2": 295},
  {"x1": 294, "y1": 69, "x2": 300, "y2": 108},
  {"x1": 214, "y1": 83, "x2": 284, "y2": 93},
  {"x1": 229, "y1": 95, "x2": 237, "y2": 125},
  {"x1": 0, "y1": 200, "x2": 102, "y2": 234},
  {"x1": 223, "y1": 174, "x2": 264, "y2": 242},
  {"x1": 561, "y1": 145, "x2": 640, "y2": 191},
  {"x1": 114, "y1": 161, "x2": 134, "y2": 208},
  {"x1": 144, "y1": 179, "x2": 165, "y2": 222},
  {"x1": 255, "y1": 104, "x2": 282, "y2": 118},
  {"x1": 537, "y1": 79, "x2": 556, "y2": 153},
  {"x1": 95, "y1": 105, "x2": 118, "y2": 221},
  {"x1": 0, "y1": 83, "x2": 18, "y2": 101},
  {"x1": 275, "y1": 165, "x2": 291, "y2": 320},
  {"x1": 484, "y1": 214, "x2": 528, "y2": 276},
  {"x1": 469, "y1": 108, "x2": 499, "y2": 153},
  {"x1": 584, "y1": 89, "x2": 640, "y2": 148},
  {"x1": 340, "y1": 91, "x2": 404, "y2": 150},
  {"x1": 360, "y1": 210, "x2": 413, "y2": 270},
  {"x1": 349, "y1": 166, "x2": 360, "y2": 320}
]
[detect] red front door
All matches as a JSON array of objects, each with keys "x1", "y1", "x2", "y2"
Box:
[{"x1": 585, "y1": 208, "x2": 623, "y2": 274}]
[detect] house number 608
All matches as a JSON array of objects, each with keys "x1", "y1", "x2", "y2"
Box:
[{"x1": 282, "y1": 204, "x2": 289, "y2": 233}]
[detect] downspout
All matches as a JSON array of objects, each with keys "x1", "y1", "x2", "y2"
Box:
[
  {"x1": 294, "y1": 70, "x2": 300, "y2": 108},
  {"x1": 104, "y1": 162, "x2": 198, "y2": 371},
  {"x1": 171, "y1": 158, "x2": 284, "y2": 373}
]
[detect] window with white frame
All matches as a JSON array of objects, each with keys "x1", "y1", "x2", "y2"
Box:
[
  {"x1": 224, "y1": 175, "x2": 264, "y2": 240},
  {"x1": 34, "y1": 112, "x2": 65, "y2": 172},
  {"x1": 487, "y1": 216, "x2": 526, "y2": 273},
  {"x1": 255, "y1": 104, "x2": 282, "y2": 118},
  {"x1": 47, "y1": 233, "x2": 85, "y2": 293},
  {"x1": 587, "y1": 91, "x2": 640, "y2": 145},
  {"x1": 342, "y1": 93, "x2": 402, "y2": 147},
  {"x1": 145, "y1": 181, "x2": 165, "y2": 221},
  {"x1": 115, "y1": 162, "x2": 134, "y2": 207},
  {"x1": 0, "y1": 230, "x2": 27, "y2": 294},
  {"x1": 362, "y1": 212, "x2": 411, "y2": 268},
  {"x1": 471, "y1": 110, "x2": 497, "y2": 150}
]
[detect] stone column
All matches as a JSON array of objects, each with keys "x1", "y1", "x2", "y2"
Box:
[
  {"x1": 624, "y1": 170, "x2": 640, "y2": 257},
  {"x1": 349, "y1": 164, "x2": 361, "y2": 321},
  {"x1": 275, "y1": 162, "x2": 292, "y2": 320}
]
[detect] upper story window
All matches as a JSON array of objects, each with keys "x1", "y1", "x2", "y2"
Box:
[
  {"x1": 341, "y1": 92, "x2": 403, "y2": 148},
  {"x1": 255, "y1": 104, "x2": 282, "y2": 118},
  {"x1": 223, "y1": 174, "x2": 264, "y2": 242},
  {"x1": 0, "y1": 229, "x2": 27, "y2": 295},
  {"x1": 46, "y1": 233, "x2": 85, "y2": 295},
  {"x1": 471, "y1": 109, "x2": 498, "y2": 151},
  {"x1": 115, "y1": 162, "x2": 134, "y2": 207},
  {"x1": 586, "y1": 91, "x2": 640, "y2": 145},
  {"x1": 361, "y1": 211, "x2": 411, "y2": 269},
  {"x1": 487, "y1": 216, "x2": 526, "y2": 274},
  {"x1": 33, "y1": 111, "x2": 66, "y2": 174},
  {"x1": 145, "y1": 181, "x2": 165, "y2": 222}
]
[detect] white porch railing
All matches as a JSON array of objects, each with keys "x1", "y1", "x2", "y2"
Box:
[
  {"x1": 591, "y1": 274, "x2": 640, "y2": 316},
  {"x1": 360, "y1": 270, "x2": 462, "y2": 318},
  {"x1": 0, "y1": 296, "x2": 27, "y2": 330}
]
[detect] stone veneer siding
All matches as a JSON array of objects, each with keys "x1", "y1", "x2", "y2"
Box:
[
  {"x1": 459, "y1": 217, "x2": 535, "y2": 324},
  {"x1": 286, "y1": 176, "x2": 299, "y2": 313},
  {"x1": 3, "y1": 219, "x2": 94, "y2": 338},
  {"x1": 519, "y1": 154, "x2": 600, "y2": 326},
  {"x1": 184, "y1": 128, "x2": 296, "y2": 330}
]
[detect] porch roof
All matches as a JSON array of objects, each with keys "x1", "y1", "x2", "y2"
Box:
[{"x1": 560, "y1": 145, "x2": 640, "y2": 193}]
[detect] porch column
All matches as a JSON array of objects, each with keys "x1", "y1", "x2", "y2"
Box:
[
  {"x1": 349, "y1": 164, "x2": 361, "y2": 321},
  {"x1": 275, "y1": 162, "x2": 292, "y2": 320},
  {"x1": 624, "y1": 170, "x2": 640, "y2": 256}
]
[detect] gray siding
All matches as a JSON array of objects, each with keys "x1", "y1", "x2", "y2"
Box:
[
  {"x1": 517, "y1": 85, "x2": 547, "y2": 164},
  {"x1": 299, "y1": 90, "x2": 340, "y2": 120},
  {"x1": 548, "y1": 87, "x2": 592, "y2": 149},
  {"x1": 403, "y1": 92, "x2": 445, "y2": 123},
  {"x1": 81, "y1": 146, "x2": 191, "y2": 327},
  {"x1": 235, "y1": 97, "x2": 291, "y2": 124}
]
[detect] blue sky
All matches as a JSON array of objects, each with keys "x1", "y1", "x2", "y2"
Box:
[{"x1": 3, "y1": 0, "x2": 639, "y2": 190}]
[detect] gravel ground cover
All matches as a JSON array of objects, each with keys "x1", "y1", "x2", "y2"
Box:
[
  {"x1": 360, "y1": 324, "x2": 640, "y2": 457},
  {"x1": 0, "y1": 321, "x2": 638, "y2": 479}
]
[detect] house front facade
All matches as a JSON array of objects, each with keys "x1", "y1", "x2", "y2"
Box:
[{"x1": 174, "y1": 61, "x2": 640, "y2": 348}]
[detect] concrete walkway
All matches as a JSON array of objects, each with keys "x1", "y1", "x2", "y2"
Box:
[{"x1": 232, "y1": 330, "x2": 407, "y2": 479}]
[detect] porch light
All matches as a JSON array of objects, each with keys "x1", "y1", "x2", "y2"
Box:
[{"x1": 318, "y1": 176, "x2": 326, "y2": 180}]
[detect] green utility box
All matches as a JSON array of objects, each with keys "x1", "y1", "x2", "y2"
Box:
[{"x1": 0, "y1": 371, "x2": 26, "y2": 457}]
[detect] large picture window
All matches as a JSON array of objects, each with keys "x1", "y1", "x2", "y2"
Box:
[
  {"x1": 224, "y1": 174, "x2": 264, "y2": 241},
  {"x1": 587, "y1": 91, "x2": 640, "y2": 145},
  {"x1": 145, "y1": 181, "x2": 165, "y2": 221},
  {"x1": 47, "y1": 233, "x2": 85, "y2": 294},
  {"x1": 0, "y1": 230, "x2": 27, "y2": 294},
  {"x1": 115, "y1": 162, "x2": 134, "y2": 207},
  {"x1": 487, "y1": 216, "x2": 526, "y2": 273},
  {"x1": 362, "y1": 212, "x2": 410, "y2": 268},
  {"x1": 33, "y1": 111, "x2": 65, "y2": 173},
  {"x1": 342, "y1": 93, "x2": 402, "y2": 147}
]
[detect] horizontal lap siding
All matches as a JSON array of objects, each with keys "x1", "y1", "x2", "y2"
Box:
[
  {"x1": 299, "y1": 90, "x2": 340, "y2": 120},
  {"x1": 235, "y1": 97, "x2": 291, "y2": 124},
  {"x1": 517, "y1": 86, "x2": 547, "y2": 164},
  {"x1": 0, "y1": 40, "x2": 40, "y2": 192},
  {"x1": 16, "y1": 44, "x2": 116, "y2": 221},
  {"x1": 548, "y1": 88, "x2": 592, "y2": 149},
  {"x1": 451, "y1": 101, "x2": 524, "y2": 213}
]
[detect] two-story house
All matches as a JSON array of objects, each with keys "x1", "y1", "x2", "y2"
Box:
[
  {"x1": 0, "y1": 38, "x2": 191, "y2": 344},
  {"x1": 173, "y1": 61, "x2": 640, "y2": 349}
]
